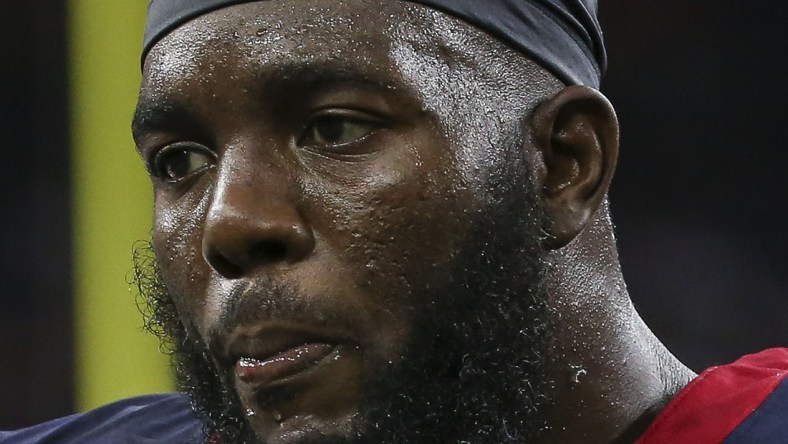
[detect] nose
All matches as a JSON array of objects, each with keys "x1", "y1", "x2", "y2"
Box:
[{"x1": 201, "y1": 169, "x2": 315, "y2": 279}]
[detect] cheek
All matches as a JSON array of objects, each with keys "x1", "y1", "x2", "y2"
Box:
[
  {"x1": 304, "y1": 136, "x2": 474, "y2": 303},
  {"x1": 152, "y1": 189, "x2": 214, "y2": 334}
]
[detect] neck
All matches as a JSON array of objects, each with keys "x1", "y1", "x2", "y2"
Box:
[{"x1": 538, "y1": 206, "x2": 695, "y2": 443}]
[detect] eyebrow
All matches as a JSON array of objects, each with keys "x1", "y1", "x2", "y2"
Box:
[
  {"x1": 132, "y1": 100, "x2": 204, "y2": 145},
  {"x1": 132, "y1": 59, "x2": 414, "y2": 142}
]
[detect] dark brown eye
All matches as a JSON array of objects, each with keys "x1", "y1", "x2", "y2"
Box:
[
  {"x1": 152, "y1": 144, "x2": 215, "y2": 182},
  {"x1": 301, "y1": 115, "x2": 375, "y2": 147}
]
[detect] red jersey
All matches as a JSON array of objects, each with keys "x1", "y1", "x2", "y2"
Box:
[{"x1": 638, "y1": 348, "x2": 788, "y2": 444}]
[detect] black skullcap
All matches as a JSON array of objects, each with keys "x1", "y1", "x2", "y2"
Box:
[{"x1": 143, "y1": 0, "x2": 606, "y2": 87}]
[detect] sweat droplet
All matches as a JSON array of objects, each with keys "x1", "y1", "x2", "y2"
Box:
[
  {"x1": 245, "y1": 408, "x2": 255, "y2": 417},
  {"x1": 272, "y1": 410, "x2": 283, "y2": 422},
  {"x1": 572, "y1": 368, "x2": 587, "y2": 384}
]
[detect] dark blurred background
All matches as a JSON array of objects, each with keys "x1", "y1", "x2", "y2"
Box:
[
  {"x1": 0, "y1": 1, "x2": 72, "y2": 428},
  {"x1": 601, "y1": 2, "x2": 788, "y2": 372},
  {"x1": 1, "y1": 0, "x2": 786, "y2": 429}
]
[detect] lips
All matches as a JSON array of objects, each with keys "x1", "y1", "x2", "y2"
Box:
[
  {"x1": 235, "y1": 342, "x2": 337, "y2": 387},
  {"x1": 220, "y1": 326, "x2": 352, "y2": 390}
]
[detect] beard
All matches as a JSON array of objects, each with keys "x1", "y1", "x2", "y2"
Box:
[{"x1": 134, "y1": 138, "x2": 551, "y2": 443}]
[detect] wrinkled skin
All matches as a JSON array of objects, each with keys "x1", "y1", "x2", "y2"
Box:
[{"x1": 134, "y1": 1, "x2": 695, "y2": 443}]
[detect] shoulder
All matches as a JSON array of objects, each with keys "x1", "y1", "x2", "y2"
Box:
[
  {"x1": 638, "y1": 348, "x2": 788, "y2": 444},
  {"x1": 0, "y1": 393, "x2": 204, "y2": 444}
]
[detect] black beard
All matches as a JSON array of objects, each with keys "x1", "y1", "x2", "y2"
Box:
[
  {"x1": 134, "y1": 140, "x2": 550, "y2": 444},
  {"x1": 350, "y1": 156, "x2": 550, "y2": 444}
]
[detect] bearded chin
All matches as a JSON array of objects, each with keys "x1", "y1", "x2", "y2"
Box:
[{"x1": 135, "y1": 140, "x2": 550, "y2": 444}]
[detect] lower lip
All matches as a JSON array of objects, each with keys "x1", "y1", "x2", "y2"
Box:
[{"x1": 235, "y1": 343, "x2": 337, "y2": 386}]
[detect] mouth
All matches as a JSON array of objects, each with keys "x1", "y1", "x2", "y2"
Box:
[
  {"x1": 221, "y1": 326, "x2": 355, "y2": 390},
  {"x1": 235, "y1": 342, "x2": 338, "y2": 388}
]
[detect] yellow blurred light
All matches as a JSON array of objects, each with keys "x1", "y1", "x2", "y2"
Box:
[{"x1": 69, "y1": 0, "x2": 174, "y2": 411}]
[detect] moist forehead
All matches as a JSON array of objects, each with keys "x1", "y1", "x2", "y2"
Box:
[
  {"x1": 141, "y1": 0, "x2": 553, "y2": 99},
  {"x1": 138, "y1": 0, "x2": 491, "y2": 117},
  {"x1": 143, "y1": 0, "x2": 416, "y2": 77}
]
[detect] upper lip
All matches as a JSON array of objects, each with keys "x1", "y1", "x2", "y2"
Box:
[{"x1": 216, "y1": 324, "x2": 354, "y2": 368}]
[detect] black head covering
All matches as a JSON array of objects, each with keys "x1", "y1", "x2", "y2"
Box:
[{"x1": 142, "y1": 0, "x2": 606, "y2": 87}]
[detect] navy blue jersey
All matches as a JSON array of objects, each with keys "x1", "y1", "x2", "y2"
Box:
[
  {"x1": 0, "y1": 394, "x2": 204, "y2": 444},
  {"x1": 724, "y1": 377, "x2": 788, "y2": 444}
]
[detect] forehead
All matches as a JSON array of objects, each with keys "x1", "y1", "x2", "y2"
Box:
[{"x1": 142, "y1": 0, "x2": 428, "y2": 91}]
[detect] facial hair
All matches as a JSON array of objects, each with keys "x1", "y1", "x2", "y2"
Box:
[
  {"x1": 134, "y1": 136, "x2": 551, "y2": 444},
  {"x1": 351, "y1": 149, "x2": 551, "y2": 443}
]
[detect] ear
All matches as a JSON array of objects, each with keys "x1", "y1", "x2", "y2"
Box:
[{"x1": 532, "y1": 85, "x2": 619, "y2": 249}]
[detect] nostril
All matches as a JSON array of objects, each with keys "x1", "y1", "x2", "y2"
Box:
[
  {"x1": 204, "y1": 238, "x2": 298, "y2": 278},
  {"x1": 248, "y1": 240, "x2": 289, "y2": 264},
  {"x1": 207, "y1": 251, "x2": 244, "y2": 279}
]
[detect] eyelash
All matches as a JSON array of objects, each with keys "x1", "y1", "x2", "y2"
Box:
[
  {"x1": 297, "y1": 109, "x2": 386, "y2": 154},
  {"x1": 150, "y1": 142, "x2": 216, "y2": 183},
  {"x1": 301, "y1": 116, "x2": 376, "y2": 144}
]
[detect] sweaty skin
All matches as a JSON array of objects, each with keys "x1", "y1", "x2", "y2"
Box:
[{"x1": 134, "y1": 1, "x2": 694, "y2": 442}]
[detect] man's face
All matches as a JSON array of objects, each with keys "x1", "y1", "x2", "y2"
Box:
[{"x1": 134, "y1": 1, "x2": 558, "y2": 442}]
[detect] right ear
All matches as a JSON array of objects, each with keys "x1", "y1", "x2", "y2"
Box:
[{"x1": 530, "y1": 85, "x2": 619, "y2": 249}]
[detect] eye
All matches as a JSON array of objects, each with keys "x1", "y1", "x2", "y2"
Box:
[
  {"x1": 300, "y1": 113, "x2": 377, "y2": 149},
  {"x1": 152, "y1": 143, "x2": 216, "y2": 183}
]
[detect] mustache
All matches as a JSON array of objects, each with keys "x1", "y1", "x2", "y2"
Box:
[{"x1": 206, "y1": 277, "x2": 361, "y2": 348}]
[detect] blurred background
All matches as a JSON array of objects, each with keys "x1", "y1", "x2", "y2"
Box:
[{"x1": 1, "y1": 0, "x2": 786, "y2": 429}]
